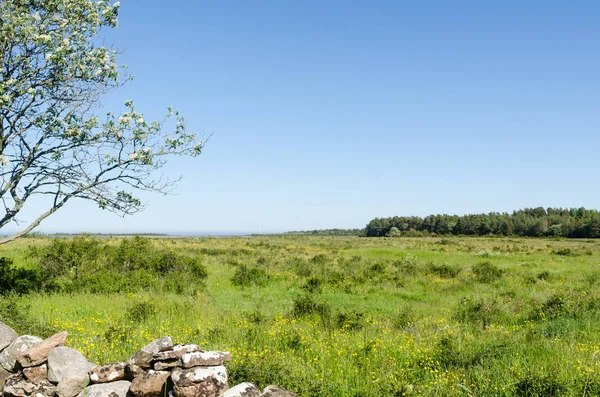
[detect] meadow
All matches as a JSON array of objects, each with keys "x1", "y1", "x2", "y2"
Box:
[{"x1": 2, "y1": 235, "x2": 600, "y2": 396}]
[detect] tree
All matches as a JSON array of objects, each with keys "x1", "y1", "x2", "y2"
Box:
[{"x1": 0, "y1": 1, "x2": 204, "y2": 243}]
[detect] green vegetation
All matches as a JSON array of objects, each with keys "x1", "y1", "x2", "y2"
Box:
[
  {"x1": 366, "y1": 207, "x2": 600, "y2": 238},
  {"x1": 1, "y1": 235, "x2": 600, "y2": 396}
]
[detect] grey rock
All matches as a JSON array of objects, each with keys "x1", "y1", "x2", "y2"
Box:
[
  {"x1": 154, "y1": 344, "x2": 199, "y2": 361},
  {"x1": 3, "y1": 372, "x2": 56, "y2": 397},
  {"x1": 180, "y1": 350, "x2": 230, "y2": 368},
  {"x1": 129, "y1": 370, "x2": 170, "y2": 397},
  {"x1": 131, "y1": 337, "x2": 173, "y2": 368},
  {"x1": 76, "y1": 380, "x2": 132, "y2": 397},
  {"x1": 17, "y1": 331, "x2": 68, "y2": 367},
  {"x1": 0, "y1": 335, "x2": 43, "y2": 372},
  {"x1": 220, "y1": 382, "x2": 260, "y2": 397},
  {"x1": 154, "y1": 360, "x2": 179, "y2": 371},
  {"x1": 47, "y1": 346, "x2": 93, "y2": 397},
  {"x1": 260, "y1": 386, "x2": 298, "y2": 397},
  {"x1": 22, "y1": 363, "x2": 47, "y2": 382},
  {"x1": 172, "y1": 365, "x2": 228, "y2": 397},
  {"x1": 0, "y1": 364, "x2": 11, "y2": 389},
  {"x1": 89, "y1": 361, "x2": 131, "y2": 383},
  {"x1": 0, "y1": 322, "x2": 18, "y2": 352}
]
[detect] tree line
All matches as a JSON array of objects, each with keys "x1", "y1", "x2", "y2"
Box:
[{"x1": 365, "y1": 207, "x2": 600, "y2": 238}]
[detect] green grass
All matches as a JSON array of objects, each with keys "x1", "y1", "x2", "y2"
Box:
[{"x1": 2, "y1": 235, "x2": 600, "y2": 396}]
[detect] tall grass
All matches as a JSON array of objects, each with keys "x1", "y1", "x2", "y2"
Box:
[{"x1": 1, "y1": 235, "x2": 600, "y2": 396}]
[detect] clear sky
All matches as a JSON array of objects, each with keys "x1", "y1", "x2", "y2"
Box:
[{"x1": 11, "y1": 0, "x2": 600, "y2": 234}]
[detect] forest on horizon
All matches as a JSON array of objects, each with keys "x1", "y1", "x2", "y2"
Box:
[{"x1": 288, "y1": 207, "x2": 600, "y2": 238}]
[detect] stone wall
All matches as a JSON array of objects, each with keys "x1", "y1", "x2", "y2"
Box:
[{"x1": 0, "y1": 322, "x2": 297, "y2": 397}]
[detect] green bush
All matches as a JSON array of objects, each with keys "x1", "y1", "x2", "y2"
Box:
[
  {"x1": 126, "y1": 301, "x2": 156, "y2": 323},
  {"x1": 335, "y1": 310, "x2": 366, "y2": 331},
  {"x1": 231, "y1": 264, "x2": 270, "y2": 287},
  {"x1": 291, "y1": 293, "x2": 331, "y2": 321},
  {"x1": 302, "y1": 277, "x2": 323, "y2": 294},
  {"x1": 0, "y1": 257, "x2": 43, "y2": 295},
  {"x1": 426, "y1": 262, "x2": 460, "y2": 278},
  {"x1": 472, "y1": 261, "x2": 503, "y2": 283},
  {"x1": 28, "y1": 237, "x2": 208, "y2": 295},
  {"x1": 454, "y1": 297, "x2": 500, "y2": 328}
]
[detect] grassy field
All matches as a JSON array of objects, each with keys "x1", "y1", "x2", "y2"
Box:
[{"x1": 2, "y1": 235, "x2": 600, "y2": 396}]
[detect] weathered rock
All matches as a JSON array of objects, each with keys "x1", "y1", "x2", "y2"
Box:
[
  {"x1": 0, "y1": 322, "x2": 18, "y2": 352},
  {"x1": 22, "y1": 363, "x2": 47, "y2": 382},
  {"x1": 57, "y1": 376, "x2": 93, "y2": 397},
  {"x1": 155, "y1": 344, "x2": 200, "y2": 361},
  {"x1": 220, "y1": 382, "x2": 260, "y2": 397},
  {"x1": 3, "y1": 372, "x2": 56, "y2": 397},
  {"x1": 172, "y1": 365, "x2": 228, "y2": 397},
  {"x1": 180, "y1": 351, "x2": 230, "y2": 368},
  {"x1": 17, "y1": 331, "x2": 68, "y2": 368},
  {"x1": 131, "y1": 336, "x2": 173, "y2": 368},
  {"x1": 0, "y1": 364, "x2": 11, "y2": 389},
  {"x1": 89, "y1": 361, "x2": 131, "y2": 383},
  {"x1": 47, "y1": 346, "x2": 93, "y2": 397},
  {"x1": 154, "y1": 360, "x2": 179, "y2": 371},
  {"x1": 127, "y1": 362, "x2": 146, "y2": 377},
  {"x1": 0, "y1": 335, "x2": 43, "y2": 372},
  {"x1": 129, "y1": 370, "x2": 170, "y2": 397},
  {"x1": 75, "y1": 380, "x2": 132, "y2": 397},
  {"x1": 260, "y1": 386, "x2": 298, "y2": 397}
]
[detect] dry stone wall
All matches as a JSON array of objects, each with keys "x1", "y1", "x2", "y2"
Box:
[{"x1": 0, "y1": 322, "x2": 297, "y2": 397}]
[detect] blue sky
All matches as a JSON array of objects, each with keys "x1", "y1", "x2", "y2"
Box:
[{"x1": 13, "y1": 0, "x2": 600, "y2": 234}]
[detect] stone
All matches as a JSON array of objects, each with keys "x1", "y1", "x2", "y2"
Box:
[
  {"x1": 180, "y1": 350, "x2": 230, "y2": 368},
  {"x1": 0, "y1": 322, "x2": 18, "y2": 352},
  {"x1": 260, "y1": 386, "x2": 298, "y2": 397},
  {"x1": 89, "y1": 362, "x2": 131, "y2": 383},
  {"x1": 17, "y1": 331, "x2": 68, "y2": 368},
  {"x1": 172, "y1": 365, "x2": 228, "y2": 397},
  {"x1": 22, "y1": 363, "x2": 47, "y2": 382},
  {"x1": 131, "y1": 336, "x2": 173, "y2": 368},
  {"x1": 47, "y1": 346, "x2": 94, "y2": 397},
  {"x1": 154, "y1": 344, "x2": 199, "y2": 361},
  {"x1": 154, "y1": 360, "x2": 179, "y2": 371},
  {"x1": 220, "y1": 382, "x2": 260, "y2": 397},
  {"x1": 129, "y1": 370, "x2": 170, "y2": 397},
  {"x1": 3, "y1": 372, "x2": 56, "y2": 397},
  {"x1": 75, "y1": 380, "x2": 132, "y2": 397},
  {"x1": 127, "y1": 362, "x2": 146, "y2": 377},
  {"x1": 0, "y1": 335, "x2": 43, "y2": 372},
  {"x1": 0, "y1": 364, "x2": 11, "y2": 389}
]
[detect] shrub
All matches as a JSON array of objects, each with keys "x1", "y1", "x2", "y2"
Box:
[
  {"x1": 426, "y1": 262, "x2": 460, "y2": 278},
  {"x1": 392, "y1": 305, "x2": 415, "y2": 329},
  {"x1": 552, "y1": 248, "x2": 578, "y2": 256},
  {"x1": 125, "y1": 301, "x2": 156, "y2": 323},
  {"x1": 0, "y1": 257, "x2": 43, "y2": 295},
  {"x1": 28, "y1": 237, "x2": 208, "y2": 294},
  {"x1": 231, "y1": 264, "x2": 270, "y2": 287},
  {"x1": 386, "y1": 227, "x2": 402, "y2": 237},
  {"x1": 472, "y1": 261, "x2": 503, "y2": 283},
  {"x1": 391, "y1": 256, "x2": 420, "y2": 276},
  {"x1": 514, "y1": 373, "x2": 567, "y2": 396},
  {"x1": 302, "y1": 277, "x2": 323, "y2": 294},
  {"x1": 244, "y1": 308, "x2": 267, "y2": 325},
  {"x1": 310, "y1": 254, "x2": 329, "y2": 265},
  {"x1": 537, "y1": 270, "x2": 552, "y2": 281},
  {"x1": 335, "y1": 310, "x2": 366, "y2": 331},
  {"x1": 291, "y1": 294, "x2": 331, "y2": 321},
  {"x1": 454, "y1": 297, "x2": 499, "y2": 328}
]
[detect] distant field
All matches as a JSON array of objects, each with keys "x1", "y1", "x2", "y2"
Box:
[{"x1": 2, "y1": 236, "x2": 600, "y2": 396}]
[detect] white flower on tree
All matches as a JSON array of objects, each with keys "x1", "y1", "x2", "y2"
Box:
[{"x1": 0, "y1": 0, "x2": 208, "y2": 244}]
